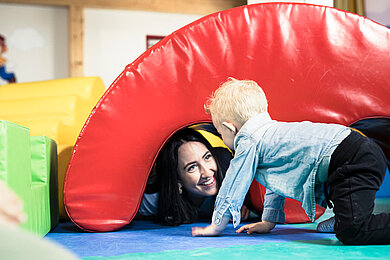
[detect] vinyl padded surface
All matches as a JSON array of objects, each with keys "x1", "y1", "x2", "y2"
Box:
[{"x1": 45, "y1": 198, "x2": 390, "y2": 259}]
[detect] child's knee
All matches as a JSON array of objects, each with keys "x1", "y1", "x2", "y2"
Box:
[
  {"x1": 335, "y1": 227, "x2": 362, "y2": 245},
  {"x1": 335, "y1": 224, "x2": 369, "y2": 245},
  {"x1": 336, "y1": 230, "x2": 357, "y2": 245}
]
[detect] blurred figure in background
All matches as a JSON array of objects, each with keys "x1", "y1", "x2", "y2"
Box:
[{"x1": 0, "y1": 34, "x2": 16, "y2": 84}]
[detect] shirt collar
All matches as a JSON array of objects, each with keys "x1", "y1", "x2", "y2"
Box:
[{"x1": 234, "y1": 112, "x2": 273, "y2": 148}]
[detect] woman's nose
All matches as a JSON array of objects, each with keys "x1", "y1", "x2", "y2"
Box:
[{"x1": 199, "y1": 163, "x2": 214, "y2": 178}]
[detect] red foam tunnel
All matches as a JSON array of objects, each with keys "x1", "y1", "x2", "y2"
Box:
[{"x1": 64, "y1": 3, "x2": 390, "y2": 232}]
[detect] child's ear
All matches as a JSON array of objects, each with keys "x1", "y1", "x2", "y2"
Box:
[{"x1": 222, "y1": 121, "x2": 237, "y2": 134}]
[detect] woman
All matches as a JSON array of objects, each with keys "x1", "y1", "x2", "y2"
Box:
[{"x1": 138, "y1": 125, "x2": 252, "y2": 226}]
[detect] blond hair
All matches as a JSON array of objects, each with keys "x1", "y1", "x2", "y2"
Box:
[{"x1": 205, "y1": 77, "x2": 268, "y2": 127}]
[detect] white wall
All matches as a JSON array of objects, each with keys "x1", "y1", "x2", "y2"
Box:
[
  {"x1": 248, "y1": 0, "x2": 390, "y2": 27},
  {"x1": 365, "y1": 0, "x2": 390, "y2": 27},
  {"x1": 0, "y1": 4, "x2": 201, "y2": 87},
  {"x1": 84, "y1": 8, "x2": 202, "y2": 88},
  {"x1": 1, "y1": 1, "x2": 389, "y2": 87},
  {"x1": 0, "y1": 3, "x2": 68, "y2": 85}
]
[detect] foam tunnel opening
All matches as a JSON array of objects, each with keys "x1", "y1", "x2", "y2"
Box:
[{"x1": 135, "y1": 122, "x2": 231, "y2": 223}]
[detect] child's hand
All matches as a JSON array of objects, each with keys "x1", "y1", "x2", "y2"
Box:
[
  {"x1": 192, "y1": 224, "x2": 223, "y2": 237},
  {"x1": 236, "y1": 220, "x2": 276, "y2": 234}
]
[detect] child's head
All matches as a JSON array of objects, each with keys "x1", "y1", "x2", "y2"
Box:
[{"x1": 205, "y1": 77, "x2": 268, "y2": 148}]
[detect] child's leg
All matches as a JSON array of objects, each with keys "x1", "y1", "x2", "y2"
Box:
[{"x1": 328, "y1": 132, "x2": 389, "y2": 245}]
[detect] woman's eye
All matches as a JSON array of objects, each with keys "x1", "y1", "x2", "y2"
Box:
[
  {"x1": 205, "y1": 153, "x2": 213, "y2": 160},
  {"x1": 187, "y1": 164, "x2": 197, "y2": 172}
]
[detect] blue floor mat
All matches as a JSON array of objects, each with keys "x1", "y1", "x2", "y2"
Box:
[{"x1": 45, "y1": 198, "x2": 390, "y2": 259}]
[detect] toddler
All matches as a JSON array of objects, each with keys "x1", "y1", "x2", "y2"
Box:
[{"x1": 192, "y1": 78, "x2": 389, "y2": 245}]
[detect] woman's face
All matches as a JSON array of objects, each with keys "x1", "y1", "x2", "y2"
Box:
[{"x1": 177, "y1": 141, "x2": 218, "y2": 198}]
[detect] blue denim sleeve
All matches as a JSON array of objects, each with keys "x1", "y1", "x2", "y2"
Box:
[
  {"x1": 212, "y1": 139, "x2": 259, "y2": 228},
  {"x1": 261, "y1": 189, "x2": 285, "y2": 223}
]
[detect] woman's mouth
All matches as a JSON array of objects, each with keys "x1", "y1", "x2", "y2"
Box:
[{"x1": 200, "y1": 177, "x2": 215, "y2": 186}]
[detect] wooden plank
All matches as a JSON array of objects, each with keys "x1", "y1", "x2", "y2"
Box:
[
  {"x1": 0, "y1": 0, "x2": 67, "y2": 6},
  {"x1": 334, "y1": 0, "x2": 365, "y2": 16},
  {"x1": 0, "y1": 0, "x2": 246, "y2": 14},
  {"x1": 69, "y1": 5, "x2": 84, "y2": 77},
  {"x1": 79, "y1": 0, "x2": 246, "y2": 14}
]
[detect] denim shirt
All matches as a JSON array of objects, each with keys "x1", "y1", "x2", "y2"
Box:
[{"x1": 212, "y1": 113, "x2": 351, "y2": 228}]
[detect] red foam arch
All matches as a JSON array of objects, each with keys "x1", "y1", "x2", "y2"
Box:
[{"x1": 64, "y1": 3, "x2": 390, "y2": 232}]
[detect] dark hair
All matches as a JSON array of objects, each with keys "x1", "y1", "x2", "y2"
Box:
[{"x1": 156, "y1": 127, "x2": 226, "y2": 226}]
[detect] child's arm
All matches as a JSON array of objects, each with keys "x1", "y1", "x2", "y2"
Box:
[
  {"x1": 235, "y1": 190, "x2": 282, "y2": 235},
  {"x1": 193, "y1": 139, "x2": 260, "y2": 237},
  {"x1": 261, "y1": 189, "x2": 285, "y2": 223},
  {"x1": 192, "y1": 216, "x2": 230, "y2": 236},
  {"x1": 236, "y1": 220, "x2": 276, "y2": 234}
]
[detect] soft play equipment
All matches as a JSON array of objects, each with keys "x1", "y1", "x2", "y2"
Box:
[
  {"x1": 0, "y1": 77, "x2": 106, "y2": 220},
  {"x1": 64, "y1": 3, "x2": 390, "y2": 232},
  {"x1": 0, "y1": 120, "x2": 58, "y2": 236}
]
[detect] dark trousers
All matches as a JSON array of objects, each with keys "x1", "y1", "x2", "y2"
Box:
[{"x1": 327, "y1": 131, "x2": 389, "y2": 245}]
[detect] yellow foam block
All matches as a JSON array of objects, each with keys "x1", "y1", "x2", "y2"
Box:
[
  {"x1": 57, "y1": 144, "x2": 73, "y2": 219},
  {"x1": 0, "y1": 77, "x2": 105, "y2": 220},
  {"x1": 14, "y1": 120, "x2": 61, "y2": 144},
  {"x1": 0, "y1": 77, "x2": 105, "y2": 101},
  {"x1": 0, "y1": 96, "x2": 95, "y2": 144}
]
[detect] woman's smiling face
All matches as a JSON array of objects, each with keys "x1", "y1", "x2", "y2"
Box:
[{"x1": 177, "y1": 141, "x2": 218, "y2": 198}]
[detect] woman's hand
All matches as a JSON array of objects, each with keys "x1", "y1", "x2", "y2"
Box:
[
  {"x1": 236, "y1": 220, "x2": 276, "y2": 234},
  {"x1": 0, "y1": 181, "x2": 27, "y2": 227},
  {"x1": 240, "y1": 204, "x2": 250, "y2": 221}
]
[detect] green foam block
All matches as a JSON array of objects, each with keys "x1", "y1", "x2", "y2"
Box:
[
  {"x1": 31, "y1": 136, "x2": 59, "y2": 231},
  {"x1": 0, "y1": 120, "x2": 32, "y2": 230},
  {"x1": 0, "y1": 120, "x2": 59, "y2": 236}
]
